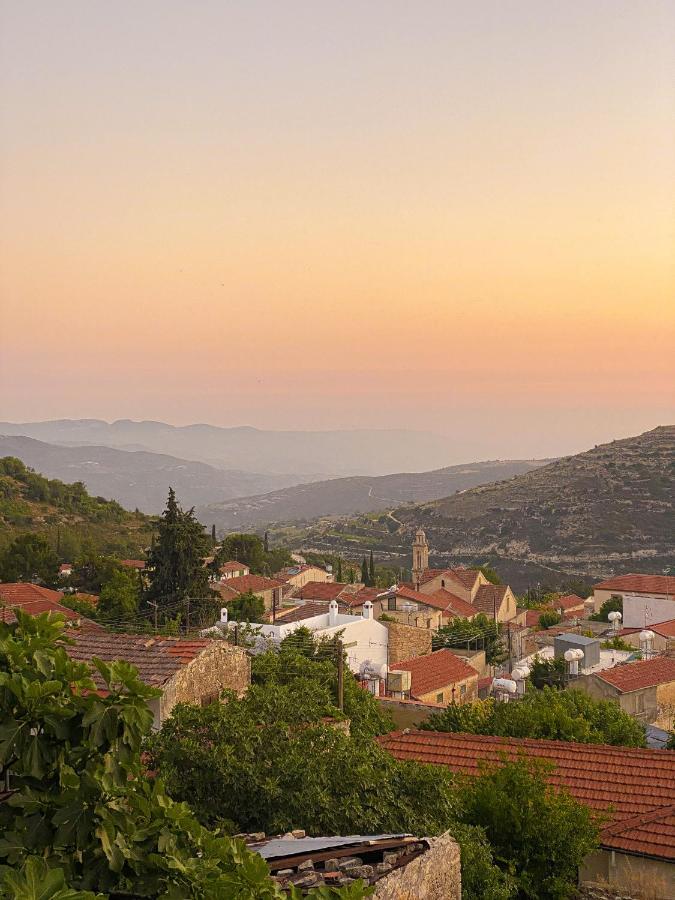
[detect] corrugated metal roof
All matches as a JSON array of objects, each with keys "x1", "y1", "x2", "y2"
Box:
[{"x1": 253, "y1": 834, "x2": 411, "y2": 859}]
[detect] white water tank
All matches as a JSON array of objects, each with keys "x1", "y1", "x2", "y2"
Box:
[
  {"x1": 493, "y1": 678, "x2": 517, "y2": 702},
  {"x1": 220, "y1": 607, "x2": 228, "y2": 624},
  {"x1": 608, "y1": 610, "x2": 622, "y2": 633},
  {"x1": 564, "y1": 647, "x2": 584, "y2": 676},
  {"x1": 639, "y1": 630, "x2": 655, "y2": 658}
]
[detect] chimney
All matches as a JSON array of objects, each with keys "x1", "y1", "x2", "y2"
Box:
[
  {"x1": 328, "y1": 599, "x2": 339, "y2": 626},
  {"x1": 220, "y1": 607, "x2": 228, "y2": 624},
  {"x1": 363, "y1": 600, "x2": 373, "y2": 620}
]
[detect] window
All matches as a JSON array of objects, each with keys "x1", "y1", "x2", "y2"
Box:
[
  {"x1": 436, "y1": 692, "x2": 444, "y2": 703},
  {"x1": 441, "y1": 579, "x2": 445, "y2": 588},
  {"x1": 388, "y1": 597, "x2": 397, "y2": 611},
  {"x1": 460, "y1": 684, "x2": 466, "y2": 696},
  {"x1": 427, "y1": 618, "x2": 432, "y2": 628}
]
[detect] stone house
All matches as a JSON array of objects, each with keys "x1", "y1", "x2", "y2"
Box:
[
  {"x1": 575, "y1": 656, "x2": 675, "y2": 729},
  {"x1": 218, "y1": 560, "x2": 250, "y2": 580},
  {"x1": 378, "y1": 730, "x2": 675, "y2": 899},
  {"x1": 388, "y1": 648, "x2": 479, "y2": 706},
  {"x1": 213, "y1": 573, "x2": 285, "y2": 613},
  {"x1": 275, "y1": 564, "x2": 333, "y2": 590},
  {"x1": 65, "y1": 631, "x2": 250, "y2": 728}
]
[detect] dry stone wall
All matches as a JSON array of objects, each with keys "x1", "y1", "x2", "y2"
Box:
[{"x1": 385, "y1": 621, "x2": 432, "y2": 664}]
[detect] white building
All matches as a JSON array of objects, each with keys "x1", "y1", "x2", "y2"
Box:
[
  {"x1": 257, "y1": 600, "x2": 389, "y2": 678},
  {"x1": 593, "y1": 574, "x2": 675, "y2": 628}
]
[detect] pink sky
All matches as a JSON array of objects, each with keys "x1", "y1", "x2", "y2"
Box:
[{"x1": 0, "y1": 1, "x2": 673, "y2": 455}]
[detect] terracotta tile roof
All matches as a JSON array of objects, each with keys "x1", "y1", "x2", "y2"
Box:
[
  {"x1": 449, "y1": 568, "x2": 481, "y2": 590},
  {"x1": 224, "y1": 574, "x2": 284, "y2": 594},
  {"x1": 595, "y1": 656, "x2": 675, "y2": 692},
  {"x1": 211, "y1": 582, "x2": 239, "y2": 602},
  {"x1": 429, "y1": 589, "x2": 476, "y2": 618},
  {"x1": 416, "y1": 568, "x2": 449, "y2": 585},
  {"x1": 219, "y1": 560, "x2": 248, "y2": 573},
  {"x1": 525, "y1": 608, "x2": 548, "y2": 628},
  {"x1": 0, "y1": 583, "x2": 102, "y2": 630},
  {"x1": 294, "y1": 582, "x2": 351, "y2": 602},
  {"x1": 391, "y1": 649, "x2": 478, "y2": 698},
  {"x1": 266, "y1": 601, "x2": 350, "y2": 624},
  {"x1": 649, "y1": 620, "x2": 675, "y2": 638},
  {"x1": 472, "y1": 584, "x2": 508, "y2": 616},
  {"x1": 377, "y1": 731, "x2": 675, "y2": 860},
  {"x1": 65, "y1": 631, "x2": 211, "y2": 688},
  {"x1": 346, "y1": 586, "x2": 381, "y2": 606},
  {"x1": 594, "y1": 574, "x2": 675, "y2": 596},
  {"x1": 554, "y1": 593, "x2": 587, "y2": 611},
  {"x1": 120, "y1": 559, "x2": 146, "y2": 570}
]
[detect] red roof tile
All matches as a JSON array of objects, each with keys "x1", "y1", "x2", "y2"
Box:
[
  {"x1": 428, "y1": 589, "x2": 476, "y2": 618},
  {"x1": 223, "y1": 574, "x2": 284, "y2": 594},
  {"x1": 377, "y1": 730, "x2": 675, "y2": 860},
  {"x1": 555, "y1": 594, "x2": 587, "y2": 611},
  {"x1": 65, "y1": 632, "x2": 212, "y2": 688},
  {"x1": 594, "y1": 574, "x2": 675, "y2": 595},
  {"x1": 472, "y1": 584, "x2": 508, "y2": 616},
  {"x1": 294, "y1": 582, "x2": 351, "y2": 602},
  {"x1": 219, "y1": 560, "x2": 248, "y2": 573},
  {"x1": 0, "y1": 583, "x2": 102, "y2": 630},
  {"x1": 595, "y1": 656, "x2": 675, "y2": 692},
  {"x1": 121, "y1": 559, "x2": 146, "y2": 570},
  {"x1": 264, "y1": 601, "x2": 349, "y2": 624},
  {"x1": 391, "y1": 649, "x2": 478, "y2": 698}
]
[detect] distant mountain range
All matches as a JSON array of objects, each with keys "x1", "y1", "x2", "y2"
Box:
[
  {"x1": 291, "y1": 426, "x2": 675, "y2": 591},
  {"x1": 196, "y1": 460, "x2": 547, "y2": 532},
  {"x1": 0, "y1": 436, "x2": 298, "y2": 514},
  {"x1": 0, "y1": 419, "x2": 456, "y2": 478}
]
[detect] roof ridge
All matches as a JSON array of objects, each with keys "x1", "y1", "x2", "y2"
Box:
[{"x1": 601, "y1": 803, "x2": 675, "y2": 837}]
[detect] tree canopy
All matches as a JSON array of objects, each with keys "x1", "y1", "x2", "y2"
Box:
[
  {"x1": 0, "y1": 533, "x2": 59, "y2": 585},
  {"x1": 97, "y1": 568, "x2": 140, "y2": 624},
  {"x1": 433, "y1": 614, "x2": 508, "y2": 666},
  {"x1": 420, "y1": 687, "x2": 646, "y2": 747},
  {"x1": 226, "y1": 591, "x2": 265, "y2": 623}
]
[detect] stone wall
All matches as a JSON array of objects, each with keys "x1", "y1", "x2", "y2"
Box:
[
  {"x1": 373, "y1": 833, "x2": 461, "y2": 900},
  {"x1": 160, "y1": 641, "x2": 250, "y2": 722},
  {"x1": 385, "y1": 621, "x2": 432, "y2": 664}
]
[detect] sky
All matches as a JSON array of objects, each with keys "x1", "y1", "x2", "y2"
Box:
[{"x1": 0, "y1": 1, "x2": 673, "y2": 459}]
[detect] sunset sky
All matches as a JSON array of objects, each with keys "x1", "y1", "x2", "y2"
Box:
[{"x1": 1, "y1": 1, "x2": 673, "y2": 459}]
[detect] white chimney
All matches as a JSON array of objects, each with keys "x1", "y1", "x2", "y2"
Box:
[
  {"x1": 363, "y1": 600, "x2": 373, "y2": 620},
  {"x1": 328, "y1": 599, "x2": 339, "y2": 626},
  {"x1": 608, "y1": 610, "x2": 622, "y2": 634},
  {"x1": 220, "y1": 607, "x2": 228, "y2": 624},
  {"x1": 564, "y1": 647, "x2": 584, "y2": 676},
  {"x1": 639, "y1": 630, "x2": 655, "y2": 659}
]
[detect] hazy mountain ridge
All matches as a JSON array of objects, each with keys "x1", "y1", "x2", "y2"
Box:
[
  {"x1": 0, "y1": 436, "x2": 298, "y2": 514},
  {"x1": 197, "y1": 459, "x2": 547, "y2": 532},
  {"x1": 0, "y1": 419, "x2": 457, "y2": 477},
  {"x1": 290, "y1": 427, "x2": 675, "y2": 590}
]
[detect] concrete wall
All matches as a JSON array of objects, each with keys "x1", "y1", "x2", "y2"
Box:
[
  {"x1": 316, "y1": 617, "x2": 389, "y2": 675},
  {"x1": 580, "y1": 848, "x2": 675, "y2": 899},
  {"x1": 449, "y1": 648, "x2": 487, "y2": 676},
  {"x1": 574, "y1": 674, "x2": 658, "y2": 724},
  {"x1": 622, "y1": 593, "x2": 675, "y2": 628},
  {"x1": 384, "y1": 620, "x2": 433, "y2": 665},
  {"x1": 158, "y1": 642, "x2": 250, "y2": 725},
  {"x1": 373, "y1": 833, "x2": 461, "y2": 900},
  {"x1": 376, "y1": 696, "x2": 445, "y2": 729}
]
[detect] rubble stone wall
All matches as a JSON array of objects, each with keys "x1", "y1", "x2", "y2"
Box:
[
  {"x1": 373, "y1": 833, "x2": 461, "y2": 900},
  {"x1": 385, "y1": 621, "x2": 432, "y2": 665},
  {"x1": 160, "y1": 642, "x2": 250, "y2": 722}
]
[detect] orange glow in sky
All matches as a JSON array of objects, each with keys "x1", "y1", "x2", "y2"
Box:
[{"x1": 0, "y1": 1, "x2": 673, "y2": 457}]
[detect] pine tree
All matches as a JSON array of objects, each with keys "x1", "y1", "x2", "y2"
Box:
[
  {"x1": 369, "y1": 550, "x2": 375, "y2": 587},
  {"x1": 360, "y1": 557, "x2": 369, "y2": 586},
  {"x1": 146, "y1": 488, "x2": 213, "y2": 625}
]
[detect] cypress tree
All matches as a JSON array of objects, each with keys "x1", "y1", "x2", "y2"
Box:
[
  {"x1": 264, "y1": 531, "x2": 269, "y2": 553},
  {"x1": 360, "y1": 557, "x2": 369, "y2": 586},
  {"x1": 369, "y1": 550, "x2": 375, "y2": 586},
  {"x1": 336, "y1": 557, "x2": 343, "y2": 583},
  {"x1": 211, "y1": 524, "x2": 216, "y2": 545}
]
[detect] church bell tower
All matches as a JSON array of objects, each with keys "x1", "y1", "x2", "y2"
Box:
[{"x1": 412, "y1": 527, "x2": 429, "y2": 588}]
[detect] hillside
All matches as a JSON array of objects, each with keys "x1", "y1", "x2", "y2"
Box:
[
  {"x1": 0, "y1": 456, "x2": 155, "y2": 558},
  {"x1": 0, "y1": 435, "x2": 297, "y2": 514},
  {"x1": 197, "y1": 459, "x2": 546, "y2": 532},
  {"x1": 0, "y1": 419, "x2": 461, "y2": 478},
  {"x1": 290, "y1": 427, "x2": 675, "y2": 591}
]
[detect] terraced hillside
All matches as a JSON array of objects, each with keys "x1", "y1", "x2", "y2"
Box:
[{"x1": 291, "y1": 427, "x2": 674, "y2": 591}]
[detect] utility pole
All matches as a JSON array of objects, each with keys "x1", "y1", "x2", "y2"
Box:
[
  {"x1": 336, "y1": 639, "x2": 344, "y2": 712},
  {"x1": 148, "y1": 600, "x2": 159, "y2": 632}
]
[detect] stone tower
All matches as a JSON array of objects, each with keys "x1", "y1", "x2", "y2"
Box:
[{"x1": 412, "y1": 527, "x2": 429, "y2": 588}]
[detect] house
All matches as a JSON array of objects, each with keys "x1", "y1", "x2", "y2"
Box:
[
  {"x1": 619, "y1": 619, "x2": 675, "y2": 653},
  {"x1": 368, "y1": 585, "x2": 476, "y2": 629},
  {"x1": 575, "y1": 656, "x2": 675, "y2": 729},
  {"x1": 258, "y1": 600, "x2": 389, "y2": 680},
  {"x1": 593, "y1": 574, "x2": 675, "y2": 627},
  {"x1": 217, "y1": 560, "x2": 250, "y2": 580},
  {"x1": 120, "y1": 559, "x2": 146, "y2": 571},
  {"x1": 378, "y1": 730, "x2": 675, "y2": 898},
  {"x1": 275, "y1": 564, "x2": 333, "y2": 590},
  {"x1": 388, "y1": 648, "x2": 479, "y2": 706},
  {"x1": 288, "y1": 581, "x2": 360, "y2": 604},
  {"x1": 64, "y1": 631, "x2": 250, "y2": 728},
  {"x1": 212, "y1": 573, "x2": 285, "y2": 613},
  {"x1": 553, "y1": 593, "x2": 587, "y2": 618},
  {"x1": 407, "y1": 529, "x2": 522, "y2": 624},
  {"x1": 0, "y1": 583, "x2": 103, "y2": 631},
  {"x1": 58, "y1": 563, "x2": 73, "y2": 578}
]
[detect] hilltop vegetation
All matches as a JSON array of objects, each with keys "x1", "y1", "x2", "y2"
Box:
[
  {"x1": 0, "y1": 456, "x2": 155, "y2": 559},
  {"x1": 290, "y1": 427, "x2": 675, "y2": 590}
]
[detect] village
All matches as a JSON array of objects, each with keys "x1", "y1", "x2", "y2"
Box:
[{"x1": 2, "y1": 520, "x2": 674, "y2": 899}]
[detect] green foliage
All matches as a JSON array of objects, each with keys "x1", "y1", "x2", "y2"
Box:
[
  {"x1": 667, "y1": 731, "x2": 675, "y2": 750},
  {"x1": 451, "y1": 824, "x2": 514, "y2": 900},
  {"x1": 0, "y1": 610, "x2": 332, "y2": 898},
  {"x1": 145, "y1": 489, "x2": 214, "y2": 625},
  {"x1": 529, "y1": 655, "x2": 566, "y2": 690},
  {"x1": 97, "y1": 569, "x2": 140, "y2": 624},
  {"x1": 590, "y1": 596, "x2": 622, "y2": 622},
  {"x1": 70, "y1": 553, "x2": 125, "y2": 595},
  {"x1": 421, "y1": 688, "x2": 646, "y2": 747},
  {"x1": 538, "y1": 610, "x2": 562, "y2": 629},
  {"x1": 216, "y1": 534, "x2": 293, "y2": 576},
  {"x1": 58, "y1": 595, "x2": 100, "y2": 621},
  {"x1": 455, "y1": 756, "x2": 601, "y2": 899},
  {"x1": 0, "y1": 533, "x2": 59, "y2": 585},
  {"x1": 601, "y1": 636, "x2": 634, "y2": 651},
  {"x1": 434, "y1": 614, "x2": 508, "y2": 666},
  {"x1": 360, "y1": 557, "x2": 370, "y2": 586},
  {"x1": 226, "y1": 591, "x2": 265, "y2": 623}
]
